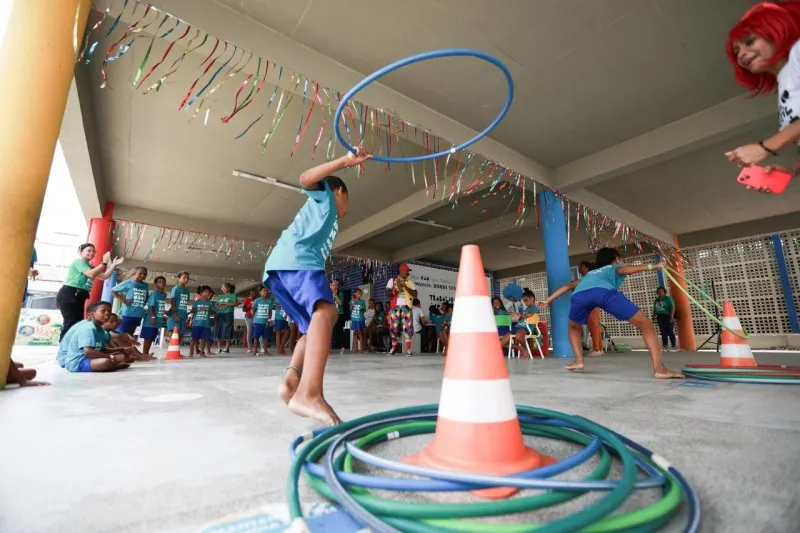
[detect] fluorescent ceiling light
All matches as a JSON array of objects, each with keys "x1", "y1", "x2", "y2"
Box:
[
  {"x1": 232, "y1": 169, "x2": 303, "y2": 194},
  {"x1": 507, "y1": 245, "x2": 536, "y2": 252},
  {"x1": 408, "y1": 219, "x2": 453, "y2": 231}
]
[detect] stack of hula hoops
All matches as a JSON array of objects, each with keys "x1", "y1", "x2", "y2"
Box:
[{"x1": 288, "y1": 404, "x2": 702, "y2": 533}]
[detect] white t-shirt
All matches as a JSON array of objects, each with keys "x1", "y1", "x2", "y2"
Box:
[
  {"x1": 364, "y1": 308, "x2": 375, "y2": 325},
  {"x1": 412, "y1": 307, "x2": 424, "y2": 333},
  {"x1": 386, "y1": 277, "x2": 416, "y2": 307},
  {"x1": 777, "y1": 40, "x2": 800, "y2": 136}
]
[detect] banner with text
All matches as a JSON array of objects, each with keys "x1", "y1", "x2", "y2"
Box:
[{"x1": 410, "y1": 264, "x2": 491, "y2": 311}]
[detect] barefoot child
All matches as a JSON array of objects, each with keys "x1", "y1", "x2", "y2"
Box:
[
  {"x1": 266, "y1": 147, "x2": 372, "y2": 426},
  {"x1": 274, "y1": 303, "x2": 289, "y2": 354},
  {"x1": 110, "y1": 267, "x2": 150, "y2": 335},
  {"x1": 251, "y1": 285, "x2": 273, "y2": 356},
  {"x1": 57, "y1": 301, "x2": 131, "y2": 372},
  {"x1": 140, "y1": 275, "x2": 167, "y2": 357},
  {"x1": 189, "y1": 286, "x2": 216, "y2": 357},
  {"x1": 349, "y1": 288, "x2": 366, "y2": 353},
  {"x1": 539, "y1": 247, "x2": 684, "y2": 379},
  {"x1": 167, "y1": 271, "x2": 191, "y2": 338}
]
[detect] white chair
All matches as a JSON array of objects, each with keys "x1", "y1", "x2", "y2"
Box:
[{"x1": 508, "y1": 314, "x2": 543, "y2": 359}]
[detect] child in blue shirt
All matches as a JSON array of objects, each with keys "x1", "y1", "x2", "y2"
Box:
[
  {"x1": 189, "y1": 285, "x2": 217, "y2": 357},
  {"x1": 57, "y1": 301, "x2": 130, "y2": 373},
  {"x1": 509, "y1": 289, "x2": 541, "y2": 354},
  {"x1": 252, "y1": 285, "x2": 274, "y2": 356},
  {"x1": 264, "y1": 147, "x2": 371, "y2": 426},
  {"x1": 273, "y1": 302, "x2": 289, "y2": 355},
  {"x1": 349, "y1": 288, "x2": 366, "y2": 353},
  {"x1": 541, "y1": 247, "x2": 683, "y2": 379},
  {"x1": 168, "y1": 271, "x2": 191, "y2": 335},
  {"x1": 110, "y1": 266, "x2": 150, "y2": 335},
  {"x1": 140, "y1": 275, "x2": 167, "y2": 358}
]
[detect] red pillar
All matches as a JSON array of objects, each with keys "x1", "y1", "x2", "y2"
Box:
[
  {"x1": 87, "y1": 202, "x2": 115, "y2": 303},
  {"x1": 670, "y1": 237, "x2": 697, "y2": 351}
]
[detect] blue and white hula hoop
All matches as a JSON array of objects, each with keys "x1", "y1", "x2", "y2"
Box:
[{"x1": 334, "y1": 48, "x2": 514, "y2": 163}]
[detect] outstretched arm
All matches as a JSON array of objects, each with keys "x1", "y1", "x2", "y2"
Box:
[
  {"x1": 539, "y1": 279, "x2": 580, "y2": 307},
  {"x1": 298, "y1": 146, "x2": 372, "y2": 189},
  {"x1": 617, "y1": 262, "x2": 663, "y2": 276}
]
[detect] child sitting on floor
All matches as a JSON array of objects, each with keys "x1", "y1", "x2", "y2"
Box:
[
  {"x1": 539, "y1": 247, "x2": 684, "y2": 379},
  {"x1": 57, "y1": 301, "x2": 131, "y2": 373},
  {"x1": 103, "y1": 313, "x2": 146, "y2": 362}
]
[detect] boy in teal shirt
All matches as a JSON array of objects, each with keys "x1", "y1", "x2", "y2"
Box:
[
  {"x1": 252, "y1": 286, "x2": 274, "y2": 355},
  {"x1": 57, "y1": 301, "x2": 131, "y2": 373},
  {"x1": 168, "y1": 271, "x2": 191, "y2": 334},
  {"x1": 264, "y1": 147, "x2": 371, "y2": 426},
  {"x1": 189, "y1": 286, "x2": 217, "y2": 357},
  {"x1": 111, "y1": 266, "x2": 150, "y2": 335},
  {"x1": 140, "y1": 275, "x2": 167, "y2": 357}
]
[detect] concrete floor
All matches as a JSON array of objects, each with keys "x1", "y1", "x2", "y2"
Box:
[{"x1": 1, "y1": 346, "x2": 799, "y2": 532}]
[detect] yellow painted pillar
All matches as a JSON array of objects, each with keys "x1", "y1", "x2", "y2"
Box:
[
  {"x1": 0, "y1": 0, "x2": 92, "y2": 387},
  {"x1": 670, "y1": 237, "x2": 697, "y2": 351}
]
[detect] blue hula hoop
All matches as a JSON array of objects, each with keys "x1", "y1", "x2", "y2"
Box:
[{"x1": 334, "y1": 48, "x2": 514, "y2": 163}]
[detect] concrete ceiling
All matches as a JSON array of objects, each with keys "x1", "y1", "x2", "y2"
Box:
[{"x1": 62, "y1": 0, "x2": 800, "y2": 278}]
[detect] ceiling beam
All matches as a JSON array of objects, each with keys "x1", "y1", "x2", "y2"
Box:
[
  {"x1": 117, "y1": 260, "x2": 262, "y2": 281},
  {"x1": 391, "y1": 215, "x2": 520, "y2": 263},
  {"x1": 555, "y1": 95, "x2": 775, "y2": 192}
]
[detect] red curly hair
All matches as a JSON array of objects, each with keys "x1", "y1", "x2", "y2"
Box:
[{"x1": 726, "y1": 1, "x2": 800, "y2": 94}]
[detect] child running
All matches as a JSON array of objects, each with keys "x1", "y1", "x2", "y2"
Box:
[
  {"x1": 265, "y1": 146, "x2": 372, "y2": 426},
  {"x1": 110, "y1": 267, "x2": 150, "y2": 335},
  {"x1": 57, "y1": 301, "x2": 131, "y2": 372},
  {"x1": 140, "y1": 275, "x2": 167, "y2": 358},
  {"x1": 251, "y1": 285, "x2": 273, "y2": 356},
  {"x1": 349, "y1": 288, "x2": 366, "y2": 353},
  {"x1": 539, "y1": 247, "x2": 684, "y2": 379},
  {"x1": 189, "y1": 285, "x2": 217, "y2": 357}
]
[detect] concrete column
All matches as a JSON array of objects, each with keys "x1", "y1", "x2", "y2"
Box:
[
  {"x1": 0, "y1": 0, "x2": 92, "y2": 387},
  {"x1": 88, "y1": 202, "x2": 115, "y2": 302},
  {"x1": 539, "y1": 190, "x2": 573, "y2": 358},
  {"x1": 670, "y1": 238, "x2": 696, "y2": 351}
]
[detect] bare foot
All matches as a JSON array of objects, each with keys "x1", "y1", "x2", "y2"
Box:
[
  {"x1": 654, "y1": 369, "x2": 685, "y2": 379},
  {"x1": 587, "y1": 350, "x2": 603, "y2": 357},
  {"x1": 565, "y1": 362, "x2": 585, "y2": 371},
  {"x1": 278, "y1": 370, "x2": 300, "y2": 405},
  {"x1": 288, "y1": 394, "x2": 343, "y2": 426}
]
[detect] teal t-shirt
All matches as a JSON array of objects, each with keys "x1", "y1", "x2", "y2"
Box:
[
  {"x1": 263, "y1": 182, "x2": 338, "y2": 277},
  {"x1": 516, "y1": 305, "x2": 541, "y2": 328},
  {"x1": 334, "y1": 291, "x2": 345, "y2": 314},
  {"x1": 253, "y1": 297, "x2": 273, "y2": 325},
  {"x1": 431, "y1": 314, "x2": 444, "y2": 333},
  {"x1": 191, "y1": 299, "x2": 217, "y2": 328},
  {"x1": 350, "y1": 299, "x2": 366, "y2": 321},
  {"x1": 146, "y1": 291, "x2": 167, "y2": 328},
  {"x1": 112, "y1": 279, "x2": 150, "y2": 318},
  {"x1": 654, "y1": 296, "x2": 675, "y2": 316},
  {"x1": 57, "y1": 319, "x2": 105, "y2": 372},
  {"x1": 64, "y1": 258, "x2": 95, "y2": 291},
  {"x1": 215, "y1": 293, "x2": 238, "y2": 314},
  {"x1": 573, "y1": 264, "x2": 626, "y2": 294},
  {"x1": 170, "y1": 285, "x2": 191, "y2": 317},
  {"x1": 274, "y1": 306, "x2": 286, "y2": 321}
]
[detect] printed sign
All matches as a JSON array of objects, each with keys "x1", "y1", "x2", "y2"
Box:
[
  {"x1": 410, "y1": 264, "x2": 491, "y2": 310},
  {"x1": 15, "y1": 308, "x2": 63, "y2": 346}
]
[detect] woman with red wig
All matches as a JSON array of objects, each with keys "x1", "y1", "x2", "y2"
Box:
[{"x1": 725, "y1": 1, "x2": 800, "y2": 185}]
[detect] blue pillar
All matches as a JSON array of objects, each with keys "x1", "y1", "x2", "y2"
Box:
[
  {"x1": 771, "y1": 234, "x2": 800, "y2": 333},
  {"x1": 102, "y1": 271, "x2": 117, "y2": 303},
  {"x1": 654, "y1": 254, "x2": 665, "y2": 288},
  {"x1": 540, "y1": 190, "x2": 574, "y2": 358}
]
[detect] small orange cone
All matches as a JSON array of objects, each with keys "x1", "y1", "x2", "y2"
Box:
[
  {"x1": 403, "y1": 245, "x2": 555, "y2": 499},
  {"x1": 164, "y1": 327, "x2": 184, "y2": 360},
  {"x1": 719, "y1": 302, "x2": 756, "y2": 368}
]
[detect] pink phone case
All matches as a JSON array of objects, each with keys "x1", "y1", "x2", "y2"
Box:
[{"x1": 736, "y1": 166, "x2": 792, "y2": 194}]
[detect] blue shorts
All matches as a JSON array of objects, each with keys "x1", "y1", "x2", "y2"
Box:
[
  {"x1": 274, "y1": 319, "x2": 289, "y2": 331},
  {"x1": 75, "y1": 357, "x2": 93, "y2": 373},
  {"x1": 265, "y1": 270, "x2": 334, "y2": 335},
  {"x1": 350, "y1": 320, "x2": 365, "y2": 332},
  {"x1": 569, "y1": 288, "x2": 639, "y2": 325},
  {"x1": 497, "y1": 326, "x2": 510, "y2": 336},
  {"x1": 253, "y1": 322, "x2": 271, "y2": 339},
  {"x1": 191, "y1": 325, "x2": 211, "y2": 341},
  {"x1": 167, "y1": 314, "x2": 187, "y2": 334},
  {"x1": 139, "y1": 326, "x2": 160, "y2": 341},
  {"x1": 118, "y1": 316, "x2": 143, "y2": 335}
]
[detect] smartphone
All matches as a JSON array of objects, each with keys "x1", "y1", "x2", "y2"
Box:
[{"x1": 736, "y1": 166, "x2": 792, "y2": 194}]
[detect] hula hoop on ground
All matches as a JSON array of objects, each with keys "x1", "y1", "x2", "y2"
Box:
[{"x1": 334, "y1": 49, "x2": 514, "y2": 163}]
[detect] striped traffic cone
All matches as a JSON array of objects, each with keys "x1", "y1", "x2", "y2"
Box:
[
  {"x1": 719, "y1": 302, "x2": 756, "y2": 368},
  {"x1": 403, "y1": 245, "x2": 555, "y2": 499},
  {"x1": 164, "y1": 327, "x2": 184, "y2": 360}
]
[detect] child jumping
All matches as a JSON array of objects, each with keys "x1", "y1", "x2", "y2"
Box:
[
  {"x1": 265, "y1": 146, "x2": 372, "y2": 426},
  {"x1": 539, "y1": 247, "x2": 684, "y2": 379}
]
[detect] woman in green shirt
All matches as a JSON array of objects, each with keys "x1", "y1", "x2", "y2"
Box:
[
  {"x1": 214, "y1": 282, "x2": 238, "y2": 353},
  {"x1": 56, "y1": 243, "x2": 122, "y2": 341},
  {"x1": 652, "y1": 286, "x2": 676, "y2": 351}
]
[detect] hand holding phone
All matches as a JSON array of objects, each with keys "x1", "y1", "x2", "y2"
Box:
[{"x1": 736, "y1": 165, "x2": 792, "y2": 194}]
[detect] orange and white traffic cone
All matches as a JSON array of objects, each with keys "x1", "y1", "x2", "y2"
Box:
[
  {"x1": 164, "y1": 327, "x2": 184, "y2": 361},
  {"x1": 719, "y1": 302, "x2": 757, "y2": 368},
  {"x1": 403, "y1": 245, "x2": 555, "y2": 499}
]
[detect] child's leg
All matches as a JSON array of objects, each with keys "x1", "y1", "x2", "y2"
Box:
[
  {"x1": 142, "y1": 339, "x2": 153, "y2": 356},
  {"x1": 279, "y1": 335, "x2": 306, "y2": 404},
  {"x1": 668, "y1": 323, "x2": 677, "y2": 349},
  {"x1": 588, "y1": 308, "x2": 603, "y2": 353},
  {"x1": 189, "y1": 339, "x2": 196, "y2": 356},
  {"x1": 287, "y1": 302, "x2": 342, "y2": 426},
  {"x1": 262, "y1": 334, "x2": 270, "y2": 355},
  {"x1": 565, "y1": 321, "x2": 586, "y2": 370},
  {"x1": 89, "y1": 358, "x2": 130, "y2": 372},
  {"x1": 628, "y1": 312, "x2": 684, "y2": 379}
]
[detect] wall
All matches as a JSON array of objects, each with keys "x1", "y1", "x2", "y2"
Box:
[{"x1": 499, "y1": 228, "x2": 800, "y2": 342}]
